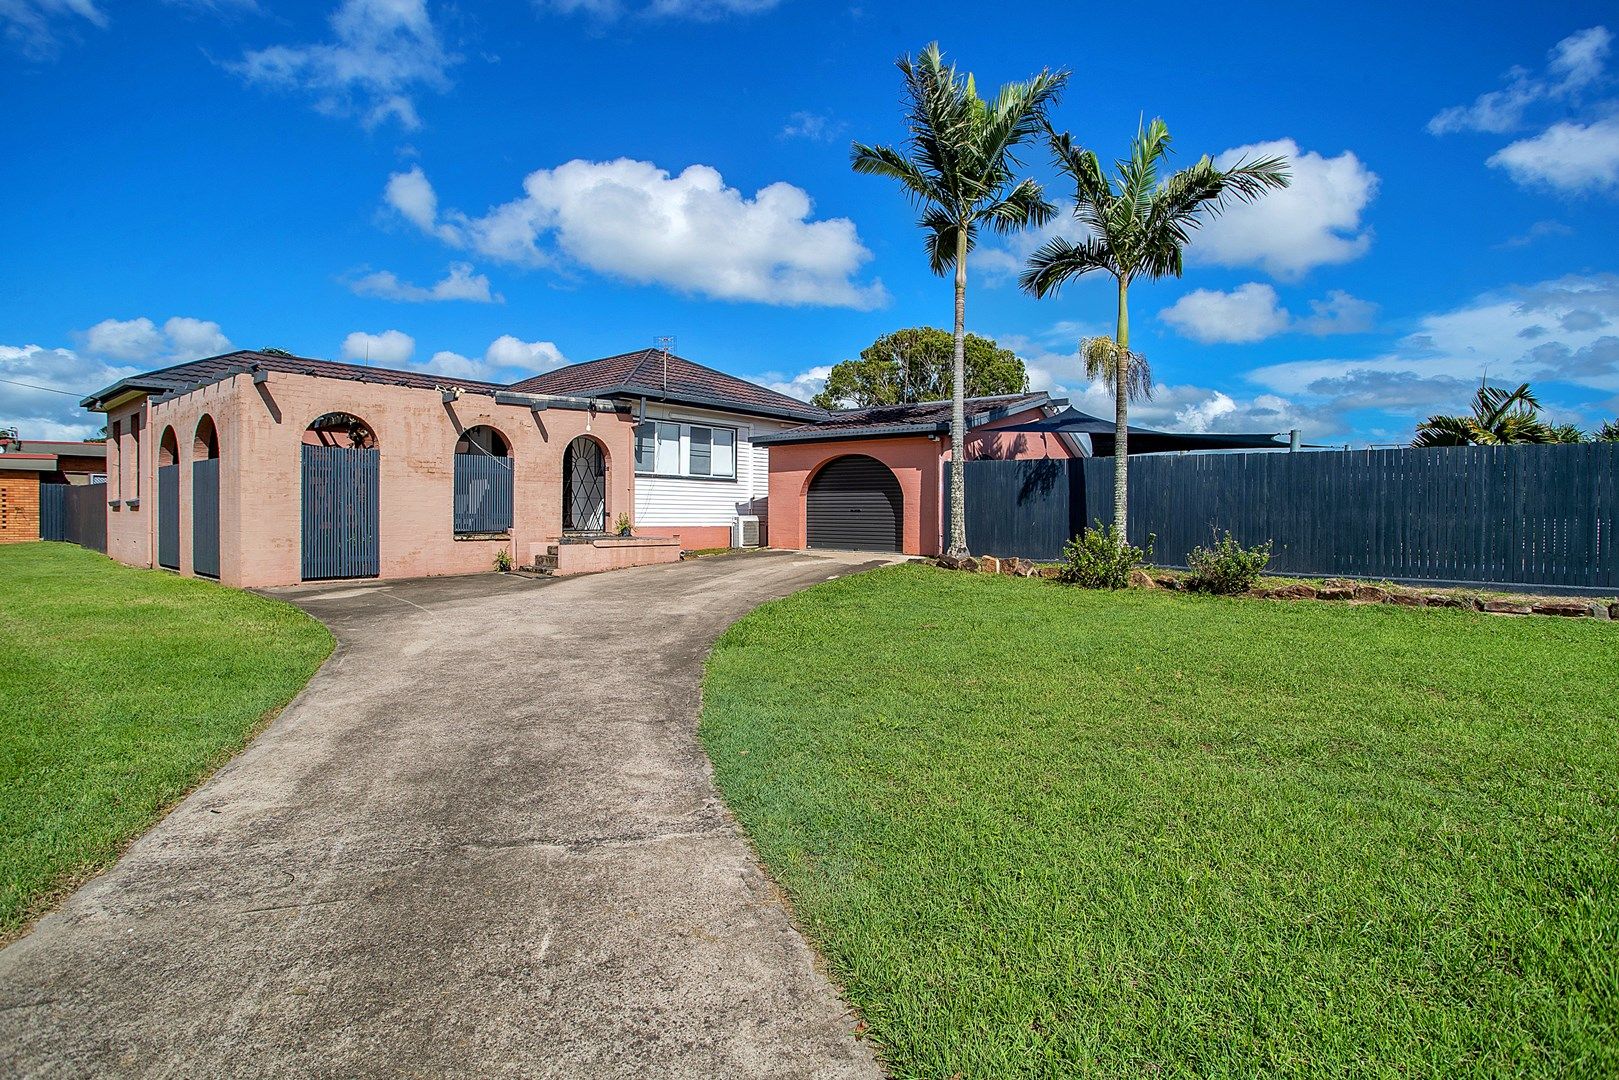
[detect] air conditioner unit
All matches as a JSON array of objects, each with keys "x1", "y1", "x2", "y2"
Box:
[{"x1": 732, "y1": 515, "x2": 761, "y2": 548}]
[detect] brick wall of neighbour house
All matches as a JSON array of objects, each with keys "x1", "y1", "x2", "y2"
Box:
[
  {"x1": 0, "y1": 470, "x2": 42, "y2": 543},
  {"x1": 107, "y1": 370, "x2": 636, "y2": 588},
  {"x1": 55, "y1": 454, "x2": 107, "y2": 482},
  {"x1": 765, "y1": 408, "x2": 1075, "y2": 557}
]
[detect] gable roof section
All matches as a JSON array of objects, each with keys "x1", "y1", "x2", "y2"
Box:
[
  {"x1": 753, "y1": 393, "x2": 1053, "y2": 445},
  {"x1": 80, "y1": 350, "x2": 508, "y2": 410},
  {"x1": 510, "y1": 349, "x2": 827, "y2": 422}
]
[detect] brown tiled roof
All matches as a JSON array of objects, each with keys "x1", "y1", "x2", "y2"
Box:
[
  {"x1": 753, "y1": 393, "x2": 1052, "y2": 445},
  {"x1": 510, "y1": 349, "x2": 827, "y2": 422}
]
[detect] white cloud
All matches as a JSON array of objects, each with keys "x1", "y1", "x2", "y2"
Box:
[
  {"x1": 538, "y1": 0, "x2": 780, "y2": 20},
  {"x1": 761, "y1": 364, "x2": 833, "y2": 402},
  {"x1": 386, "y1": 158, "x2": 886, "y2": 309},
  {"x1": 349, "y1": 262, "x2": 501, "y2": 302},
  {"x1": 423, "y1": 335, "x2": 566, "y2": 382},
  {"x1": 341, "y1": 328, "x2": 414, "y2": 364},
  {"x1": 1159, "y1": 284, "x2": 1290, "y2": 344},
  {"x1": 1496, "y1": 219, "x2": 1573, "y2": 248},
  {"x1": 1193, "y1": 140, "x2": 1379, "y2": 279},
  {"x1": 1, "y1": 314, "x2": 232, "y2": 440},
  {"x1": 0, "y1": 0, "x2": 106, "y2": 59},
  {"x1": 1158, "y1": 284, "x2": 1375, "y2": 343},
  {"x1": 231, "y1": 0, "x2": 455, "y2": 130},
  {"x1": 781, "y1": 111, "x2": 843, "y2": 142},
  {"x1": 1487, "y1": 114, "x2": 1619, "y2": 194},
  {"x1": 1428, "y1": 26, "x2": 1612, "y2": 135}
]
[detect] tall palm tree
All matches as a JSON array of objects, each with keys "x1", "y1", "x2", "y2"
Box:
[
  {"x1": 1411, "y1": 382, "x2": 1556, "y2": 446},
  {"x1": 853, "y1": 44, "x2": 1066, "y2": 558},
  {"x1": 1021, "y1": 120, "x2": 1289, "y2": 541}
]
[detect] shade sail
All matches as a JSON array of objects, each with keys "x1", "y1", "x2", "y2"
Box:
[{"x1": 998, "y1": 406, "x2": 1290, "y2": 455}]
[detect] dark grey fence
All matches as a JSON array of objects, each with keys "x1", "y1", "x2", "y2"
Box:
[
  {"x1": 40, "y1": 482, "x2": 107, "y2": 552},
  {"x1": 193, "y1": 457, "x2": 221, "y2": 578},
  {"x1": 453, "y1": 453, "x2": 513, "y2": 534},
  {"x1": 955, "y1": 443, "x2": 1619, "y2": 594},
  {"x1": 301, "y1": 444, "x2": 379, "y2": 581}
]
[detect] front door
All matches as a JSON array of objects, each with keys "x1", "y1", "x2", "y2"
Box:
[{"x1": 563, "y1": 437, "x2": 606, "y2": 533}]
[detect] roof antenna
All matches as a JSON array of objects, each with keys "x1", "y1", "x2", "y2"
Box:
[{"x1": 654, "y1": 335, "x2": 675, "y2": 392}]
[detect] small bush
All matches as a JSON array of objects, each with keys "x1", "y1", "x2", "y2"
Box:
[
  {"x1": 1057, "y1": 523, "x2": 1152, "y2": 589},
  {"x1": 493, "y1": 548, "x2": 514, "y2": 572},
  {"x1": 1186, "y1": 531, "x2": 1273, "y2": 594}
]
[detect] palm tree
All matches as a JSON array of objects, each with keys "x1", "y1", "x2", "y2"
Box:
[
  {"x1": 1411, "y1": 382, "x2": 1557, "y2": 446},
  {"x1": 1020, "y1": 120, "x2": 1288, "y2": 541},
  {"x1": 853, "y1": 44, "x2": 1066, "y2": 557}
]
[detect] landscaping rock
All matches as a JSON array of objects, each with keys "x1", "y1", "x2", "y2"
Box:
[
  {"x1": 1037, "y1": 565, "x2": 1061, "y2": 579},
  {"x1": 957, "y1": 556, "x2": 979, "y2": 574},
  {"x1": 1591, "y1": 603, "x2": 1612, "y2": 620},
  {"x1": 1423, "y1": 594, "x2": 1469, "y2": 608},
  {"x1": 1609, "y1": 602, "x2": 1619, "y2": 620},
  {"x1": 936, "y1": 554, "x2": 961, "y2": 571},
  {"x1": 1353, "y1": 585, "x2": 1387, "y2": 602},
  {"x1": 1128, "y1": 569, "x2": 1156, "y2": 589},
  {"x1": 1013, "y1": 561, "x2": 1038, "y2": 578},
  {"x1": 1149, "y1": 573, "x2": 1179, "y2": 590},
  {"x1": 978, "y1": 555, "x2": 1001, "y2": 574},
  {"x1": 1531, "y1": 601, "x2": 1591, "y2": 618},
  {"x1": 1482, "y1": 599, "x2": 1533, "y2": 615},
  {"x1": 1386, "y1": 591, "x2": 1426, "y2": 606},
  {"x1": 1275, "y1": 583, "x2": 1318, "y2": 600},
  {"x1": 1316, "y1": 586, "x2": 1354, "y2": 601}
]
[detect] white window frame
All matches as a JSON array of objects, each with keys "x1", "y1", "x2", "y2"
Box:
[{"x1": 634, "y1": 419, "x2": 738, "y2": 480}]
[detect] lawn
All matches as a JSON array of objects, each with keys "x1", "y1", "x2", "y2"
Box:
[
  {"x1": 0, "y1": 543, "x2": 332, "y2": 936},
  {"x1": 701, "y1": 564, "x2": 1618, "y2": 1078}
]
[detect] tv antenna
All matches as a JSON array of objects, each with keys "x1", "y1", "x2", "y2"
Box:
[{"x1": 654, "y1": 335, "x2": 675, "y2": 390}]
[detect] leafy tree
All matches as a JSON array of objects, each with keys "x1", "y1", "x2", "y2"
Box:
[
  {"x1": 1411, "y1": 383, "x2": 1558, "y2": 446},
  {"x1": 853, "y1": 43, "x2": 1066, "y2": 557},
  {"x1": 1598, "y1": 419, "x2": 1619, "y2": 442},
  {"x1": 1021, "y1": 120, "x2": 1288, "y2": 541},
  {"x1": 811, "y1": 328, "x2": 1029, "y2": 409}
]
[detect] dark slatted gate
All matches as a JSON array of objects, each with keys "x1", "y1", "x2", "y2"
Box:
[
  {"x1": 301, "y1": 444, "x2": 379, "y2": 580},
  {"x1": 807, "y1": 454, "x2": 903, "y2": 552},
  {"x1": 192, "y1": 457, "x2": 221, "y2": 578},
  {"x1": 40, "y1": 484, "x2": 68, "y2": 541},
  {"x1": 157, "y1": 463, "x2": 180, "y2": 570}
]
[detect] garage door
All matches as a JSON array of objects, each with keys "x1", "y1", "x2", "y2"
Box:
[{"x1": 806, "y1": 455, "x2": 902, "y2": 552}]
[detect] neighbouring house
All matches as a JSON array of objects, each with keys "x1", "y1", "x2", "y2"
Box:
[
  {"x1": 77, "y1": 348, "x2": 824, "y2": 587},
  {"x1": 757, "y1": 393, "x2": 1080, "y2": 556},
  {"x1": 0, "y1": 436, "x2": 108, "y2": 544}
]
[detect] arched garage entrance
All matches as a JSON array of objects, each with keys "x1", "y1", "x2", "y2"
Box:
[{"x1": 806, "y1": 455, "x2": 902, "y2": 552}]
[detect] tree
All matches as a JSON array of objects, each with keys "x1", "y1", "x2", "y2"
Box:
[
  {"x1": 1547, "y1": 423, "x2": 1587, "y2": 444},
  {"x1": 811, "y1": 328, "x2": 1029, "y2": 409},
  {"x1": 1412, "y1": 383, "x2": 1559, "y2": 446},
  {"x1": 1020, "y1": 120, "x2": 1288, "y2": 541},
  {"x1": 1598, "y1": 419, "x2": 1619, "y2": 442},
  {"x1": 853, "y1": 44, "x2": 1066, "y2": 557}
]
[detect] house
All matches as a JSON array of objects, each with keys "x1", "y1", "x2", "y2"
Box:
[
  {"x1": 0, "y1": 436, "x2": 108, "y2": 544},
  {"x1": 77, "y1": 348, "x2": 824, "y2": 587},
  {"x1": 757, "y1": 393, "x2": 1079, "y2": 556}
]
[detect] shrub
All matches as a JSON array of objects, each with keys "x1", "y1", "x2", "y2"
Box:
[
  {"x1": 1186, "y1": 531, "x2": 1273, "y2": 594},
  {"x1": 1057, "y1": 523, "x2": 1152, "y2": 589},
  {"x1": 493, "y1": 548, "x2": 514, "y2": 572}
]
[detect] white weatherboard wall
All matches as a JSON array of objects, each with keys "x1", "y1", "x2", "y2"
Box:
[{"x1": 631, "y1": 403, "x2": 793, "y2": 539}]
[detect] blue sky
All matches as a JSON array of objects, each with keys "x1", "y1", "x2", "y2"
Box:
[{"x1": 3, "y1": 0, "x2": 1618, "y2": 444}]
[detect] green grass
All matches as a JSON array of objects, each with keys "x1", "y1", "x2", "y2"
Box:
[
  {"x1": 0, "y1": 544, "x2": 332, "y2": 936},
  {"x1": 701, "y1": 564, "x2": 1619, "y2": 1078}
]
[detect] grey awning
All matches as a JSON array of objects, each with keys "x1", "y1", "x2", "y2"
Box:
[{"x1": 996, "y1": 406, "x2": 1290, "y2": 455}]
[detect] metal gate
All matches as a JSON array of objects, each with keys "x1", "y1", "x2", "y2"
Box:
[
  {"x1": 301, "y1": 444, "x2": 379, "y2": 580},
  {"x1": 193, "y1": 457, "x2": 221, "y2": 578},
  {"x1": 40, "y1": 484, "x2": 67, "y2": 541},
  {"x1": 806, "y1": 454, "x2": 903, "y2": 552},
  {"x1": 563, "y1": 437, "x2": 606, "y2": 532},
  {"x1": 157, "y1": 463, "x2": 180, "y2": 570}
]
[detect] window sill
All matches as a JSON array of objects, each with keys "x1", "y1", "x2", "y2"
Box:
[
  {"x1": 124, "y1": 498, "x2": 140, "y2": 510},
  {"x1": 454, "y1": 530, "x2": 512, "y2": 541},
  {"x1": 633, "y1": 471, "x2": 739, "y2": 483},
  {"x1": 108, "y1": 499, "x2": 121, "y2": 509}
]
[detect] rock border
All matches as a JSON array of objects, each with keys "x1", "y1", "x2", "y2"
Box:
[{"x1": 932, "y1": 556, "x2": 1616, "y2": 620}]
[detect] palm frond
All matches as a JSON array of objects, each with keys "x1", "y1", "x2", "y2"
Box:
[
  {"x1": 979, "y1": 178, "x2": 1056, "y2": 235},
  {"x1": 1018, "y1": 236, "x2": 1115, "y2": 297},
  {"x1": 1081, "y1": 336, "x2": 1153, "y2": 402},
  {"x1": 921, "y1": 206, "x2": 970, "y2": 276},
  {"x1": 850, "y1": 143, "x2": 940, "y2": 204},
  {"x1": 1412, "y1": 414, "x2": 1480, "y2": 447}
]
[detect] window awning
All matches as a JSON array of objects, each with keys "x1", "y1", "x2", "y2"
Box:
[{"x1": 996, "y1": 406, "x2": 1291, "y2": 455}]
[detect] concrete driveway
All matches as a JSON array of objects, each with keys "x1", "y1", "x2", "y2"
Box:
[{"x1": 0, "y1": 551, "x2": 890, "y2": 1078}]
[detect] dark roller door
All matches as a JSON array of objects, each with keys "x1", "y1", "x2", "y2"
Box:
[{"x1": 807, "y1": 455, "x2": 902, "y2": 552}]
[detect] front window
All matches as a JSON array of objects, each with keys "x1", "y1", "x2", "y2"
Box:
[{"x1": 633, "y1": 420, "x2": 736, "y2": 479}]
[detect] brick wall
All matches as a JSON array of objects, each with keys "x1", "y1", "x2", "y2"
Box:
[{"x1": 0, "y1": 470, "x2": 41, "y2": 543}]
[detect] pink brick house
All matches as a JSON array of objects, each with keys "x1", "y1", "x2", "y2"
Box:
[{"x1": 81, "y1": 348, "x2": 823, "y2": 588}]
